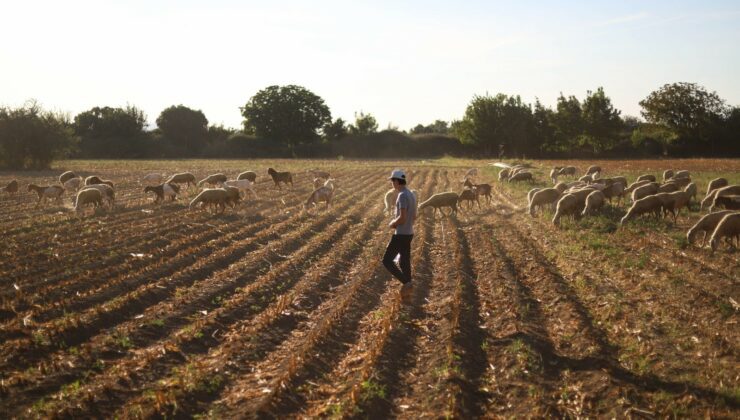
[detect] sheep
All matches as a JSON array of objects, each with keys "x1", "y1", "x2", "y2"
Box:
[
  {"x1": 83, "y1": 184, "x2": 115, "y2": 208},
  {"x1": 710, "y1": 195, "x2": 740, "y2": 212},
  {"x1": 84, "y1": 176, "x2": 114, "y2": 188},
  {"x1": 709, "y1": 213, "x2": 740, "y2": 252},
  {"x1": 549, "y1": 167, "x2": 562, "y2": 184},
  {"x1": 666, "y1": 176, "x2": 691, "y2": 189},
  {"x1": 267, "y1": 168, "x2": 293, "y2": 189},
  {"x1": 223, "y1": 186, "x2": 241, "y2": 207},
  {"x1": 662, "y1": 190, "x2": 692, "y2": 222},
  {"x1": 658, "y1": 182, "x2": 680, "y2": 193},
  {"x1": 224, "y1": 179, "x2": 257, "y2": 199},
  {"x1": 74, "y1": 188, "x2": 103, "y2": 213},
  {"x1": 526, "y1": 188, "x2": 542, "y2": 208},
  {"x1": 497, "y1": 168, "x2": 511, "y2": 182},
  {"x1": 558, "y1": 166, "x2": 577, "y2": 177},
  {"x1": 305, "y1": 183, "x2": 335, "y2": 211},
  {"x1": 704, "y1": 185, "x2": 740, "y2": 211},
  {"x1": 509, "y1": 166, "x2": 528, "y2": 178},
  {"x1": 63, "y1": 177, "x2": 82, "y2": 192},
  {"x1": 529, "y1": 188, "x2": 562, "y2": 216},
  {"x1": 198, "y1": 173, "x2": 227, "y2": 188},
  {"x1": 189, "y1": 188, "x2": 231, "y2": 213},
  {"x1": 142, "y1": 173, "x2": 164, "y2": 186},
  {"x1": 2, "y1": 179, "x2": 18, "y2": 196},
  {"x1": 620, "y1": 195, "x2": 663, "y2": 225},
  {"x1": 458, "y1": 188, "x2": 480, "y2": 209},
  {"x1": 581, "y1": 190, "x2": 606, "y2": 216},
  {"x1": 313, "y1": 177, "x2": 326, "y2": 190},
  {"x1": 603, "y1": 181, "x2": 625, "y2": 205},
  {"x1": 578, "y1": 174, "x2": 594, "y2": 183},
  {"x1": 552, "y1": 188, "x2": 596, "y2": 226},
  {"x1": 636, "y1": 174, "x2": 656, "y2": 183},
  {"x1": 706, "y1": 178, "x2": 728, "y2": 196},
  {"x1": 632, "y1": 183, "x2": 659, "y2": 202},
  {"x1": 308, "y1": 169, "x2": 331, "y2": 179},
  {"x1": 508, "y1": 171, "x2": 533, "y2": 183},
  {"x1": 384, "y1": 188, "x2": 419, "y2": 215},
  {"x1": 237, "y1": 171, "x2": 258, "y2": 182},
  {"x1": 624, "y1": 180, "x2": 651, "y2": 195},
  {"x1": 27, "y1": 184, "x2": 64, "y2": 207},
  {"x1": 166, "y1": 172, "x2": 197, "y2": 189},
  {"x1": 687, "y1": 210, "x2": 737, "y2": 247},
  {"x1": 418, "y1": 192, "x2": 459, "y2": 217},
  {"x1": 144, "y1": 183, "x2": 180, "y2": 203},
  {"x1": 59, "y1": 171, "x2": 77, "y2": 184},
  {"x1": 585, "y1": 165, "x2": 602, "y2": 176},
  {"x1": 662, "y1": 169, "x2": 674, "y2": 182},
  {"x1": 553, "y1": 182, "x2": 569, "y2": 193},
  {"x1": 684, "y1": 182, "x2": 697, "y2": 203},
  {"x1": 674, "y1": 170, "x2": 690, "y2": 179},
  {"x1": 463, "y1": 178, "x2": 492, "y2": 203}
]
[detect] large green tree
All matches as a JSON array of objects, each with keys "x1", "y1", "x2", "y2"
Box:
[
  {"x1": 579, "y1": 87, "x2": 623, "y2": 154},
  {"x1": 639, "y1": 82, "x2": 726, "y2": 153},
  {"x1": 156, "y1": 105, "x2": 209, "y2": 155},
  {"x1": 240, "y1": 85, "x2": 331, "y2": 149},
  {"x1": 0, "y1": 101, "x2": 77, "y2": 169},
  {"x1": 409, "y1": 119, "x2": 449, "y2": 135},
  {"x1": 323, "y1": 117, "x2": 349, "y2": 142},
  {"x1": 455, "y1": 93, "x2": 534, "y2": 156},
  {"x1": 349, "y1": 111, "x2": 378, "y2": 135},
  {"x1": 73, "y1": 105, "x2": 148, "y2": 157}
]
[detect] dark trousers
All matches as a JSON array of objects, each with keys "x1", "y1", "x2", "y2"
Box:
[{"x1": 382, "y1": 234, "x2": 413, "y2": 284}]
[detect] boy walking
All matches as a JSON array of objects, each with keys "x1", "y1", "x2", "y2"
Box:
[{"x1": 382, "y1": 169, "x2": 417, "y2": 301}]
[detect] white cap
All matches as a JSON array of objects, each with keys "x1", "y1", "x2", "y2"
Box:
[{"x1": 388, "y1": 169, "x2": 406, "y2": 180}]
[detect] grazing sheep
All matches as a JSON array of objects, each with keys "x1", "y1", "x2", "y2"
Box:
[
  {"x1": 687, "y1": 210, "x2": 737, "y2": 247},
  {"x1": 559, "y1": 166, "x2": 577, "y2": 177},
  {"x1": 586, "y1": 165, "x2": 602, "y2": 176},
  {"x1": 529, "y1": 188, "x2": 562, "y2": 216},
  {"x1": 189, "y1": 188, "x2": 231, "y2": 213},
  {"x1": 198, "y1": 173, "x2": 227, "y2": 188},
  {"x1": 509, "y1": 166, "x2": 528, "y2": 178},
  {"x1": 267, "y1": 168, "x2": 293, "y2": 189},
  {"x1": 552, "y1": 194, "x2": 580, "y2": 227},
  {"x1": 662, "y1": 169, "x2": 674, "y2": 182},
  {"x1": 223, "y1": 186, "x2": 241, "y2": 207},
  {"x1": 308, "y1": 169, "x2": 331, "y2": 179},
  {"x1": 384, "y1": 188, "x2": 419, "y2": 215},
  {"x1": 508, "y1": 171, "x2": 533, "y2": 183},
  {"x1": 603, "y1": 181, "x2": 625, "y2": 205},
  {"x1": 674, "y1": 170, "x2": 690, "y2": 179},
  {"x1": 527, "y1": 188, "x2": 542, "y2": 208},
  {"x1": 145, "y1": 183, "x2": 180, "y2": 203},
  {"x1": 237, "y1": 171, "x2": 258, "y2": 182},
  {"x1": 458, "y1": 188, "x2": 480, "y2": 209},
  {"x1": 625, "y1": 180, "x2": 651, "y2": 195},
  {"x1": 63, "y1": 177, "x2": 82, "y2": 192},
  {"x1": 553, "y1": 182, "x2": 569, "y2": 193},
  {"x1": 620, "y1": 195, "x2": 663, "y2": 225},
  {"x1": 666, "y1": 177, "x2": 691, "y2": 189},
  {"x1": 142, "y1": 173, "x2": 164, "y2": 186},
  {"x1": 549, "y1": 167, "x2": 562, "y2": 184},
  {"x1": 2, "y1": 180, "x2": 18, "y2": 196},
  {"x1": 83, "y1": 184, "x2": 115, "y2": 207},
  {"x1": 74, "y1": 188, "x2": 103, "y2": 213},
  {"x1": 224, "y1": 179, "x2": 257, "y2": 199},
  {"x1": 166, "y1": 172, "x2": 197, "y2": 189},
  {"x1": 709, "y1": 213, "x2": 740, "y2": 252},
  {"x1": 703, "y1": 185, "x2": 740, "y2": 211},
  {"x1": 684, "y1": 182, "x2": 697, "y2": 203},
  {"x1": 636, "y1": 174, "x2": 656, "y2": 183},
  {"x1": 59, "y1": 171, "x2": 77, "y2": 184},
  {"x1": 581, "y1": 190, "x2": 606, "y2": 216},
  {"x1": 418, "y1": 192, "x2": 459, "y2": 217},
  {"x1": 658, "y1": 182, "x2": 680, "y2": 193},
  {"x1": 632, "y1": 183, "x2": 659, "y2": 202},
  {"x1": 84, "y1": 176, "x2": 110, "y2": 187},
  {"x1": 706, "y1": 178, "x2": 728, "y2": 196},
  {"x1": 305, "y1": 181, "x2": 335, "y2": 210},
  {"x1": 498, "y1": 168, "x2": 511, "y2": 182},
  {"x1": 662, "y1": 190, "x2": 692, "y2": 222},
  {"x1": 710, "y1": 195, "x2": 740, "y2": 212},
  {"x1": 578, "y1": 174, "x2": 595, "y2": 183},
  {"x1": 27, "y1": 184, "x2": 64, "y2": 207},
  {"x1": 463, "y1": 178, "x2": 492, "y2": 203}
]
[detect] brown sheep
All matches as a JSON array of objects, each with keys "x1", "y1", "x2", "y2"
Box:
[
  {"x1": 2, "y1": 179, "x2": 18, "y2": 196},
  {"x1": 709, "y1": 213, "x2": 740, "y2": 252},
  {"x1": 586, "y1": 165, "x2": 602, "y2": 176},
  {"x1": 710, "y1": 195, "x2": 740, "y2": 212},
  {"x1": 189, "y1": 189, "x2": 230, "y2": 213},
  {"x1": 267, "y1": 168, "x2": 293, "y2": 189},
  {"x1": 458, "y1": 188, "x2": 480, "y2": 209},
  {"x1": 636, "y1": 174, "x2": 656, "y2": 183},
  {"x1": 706, "y1": 178, "x2": 728, "y2": 196},
  {"x1": 463, "y1": 178, "x2": 492, "y2": 203},
  {"x1": 658, "y1": 183, "x2": 680, "y2": 193}
]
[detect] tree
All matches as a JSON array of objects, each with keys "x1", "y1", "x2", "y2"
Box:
[
  {"x1": 73, "y1": 105, "x2": 148, "y2": 157},
  {"x1": 455, "y1": 93, "x2": 534, "y2": 157},
  {"x1": 409, "y1": 120, "x2": 449, "y2": 135},
  {"x1": 639, "y1": 82, "x2": 727, "y2": 154},
  {"x1": 349, "y1": 111, "x2": 378, "y2": 135},
  {"x1": 156, "y1": 105, "x2": 209, "y2": 155},
  {"x1": 547, "y1": 93, "x2": 583, "y2": 153},
  {"x1": 240, "y1": 85, "x2": 331, "y2": 150},
  {"x1": 323, "y1": 117, "x2": 349, "y2": 142},
  {"x1": 0, "y1": 101, "x2": 77, "y2": 169},
  {"x1": 579, "y1": 87, "x2": 623, "y2": 154}
]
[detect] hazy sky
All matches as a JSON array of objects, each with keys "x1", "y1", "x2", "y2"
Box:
[{"x1": 2, "y1": 0, "x2": 739, "y2": 130}]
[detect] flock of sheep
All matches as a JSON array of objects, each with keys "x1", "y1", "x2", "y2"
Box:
[
  {"x1": 497, "y1": 163, "x2": 739, "y2": 252},
  {"x1": 0, "y1": 167, "x2": 337, "y2": 215}
]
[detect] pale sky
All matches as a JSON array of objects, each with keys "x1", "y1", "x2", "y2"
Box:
[{"x1": 2, "y1": 0, "x2": 739, "y2": 131}]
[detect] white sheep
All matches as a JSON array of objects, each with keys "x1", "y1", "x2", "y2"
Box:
[
  {"x1": 189, "y1": 188, "x2": 231, "y2": 213},
  {"x1": 508, "y1": 171, "x2": 533, "y2": 183},
  {"x1": 418, "y1": 192, "x2": 459, "y2": 217},
  {"x1": 549, "y1": 167, "x2": 561, "y2": 184},
  {"x1": 674, "y1": 170, "x2": 690, "y2": 179},
  {"x1": 74, "y1": 188, "x2": 103, "y2": 213},
  {"x1": 305, "y1": 181, "x2": 335, "y2": 211},
  {"x1": 636, "y1": 174, "x2": 656, "y2": 183},
  {"x1": 198, "y1": 173, "x2": 227, "y2": 188},
  {"x1": 620, "y1": 195, "x2": 663, "y2": 225},
  {"x1": 632, "y1": 183, "x2": 659, "y2": 202},
  {"x1": 59, "y1": 171, "x2": 77, "y2": 184},
  {"x1": 142, "y1": 173, "x2": 164, "y2": 186},
  {"x1": 709, "y1": 213, "x2": 740, "y2": 252},
  {"x1": 706, "y1": 178, "x2": 728, "y2": 196},
  {"x1": 167, "y1": 172, "x2": 197, "y2": 189},
  {"x1": 82, "y1": 184, "x2": 115, "y2": 208},
  {"x1": 63, "y1": 177, "x2": 83, "y2": 192},
  {"x1": 552, "y1": 194, "x2": 579, "y2": 227},
  {"x1": 658, "y1": 183, "x2": 680, "y2": 193},
  {"x1": 581, "y1": 190, "x2": 606, "y2": 216},
  {"x1": 558, "y1": 166, "x2": 577, "y2": 177},
  {"x1": 224, "y1": 179, "x2": 258, "y2": 199},
  {"x1": 237, "y1": 171, "x2": 257, "y2": 182},
  {"x1": 687, "y1": 210, "x2": 737, "y2": 247},
  {"x1": 704, "y1": 185, "x2": 740, "y2": 211},
  {"x1": 662, "y1": 169, "x2": 674, "y2": 182},
  {"x1": 529, "y1": 188, "x2": 562, "y2": 217},
  {"x1": 384, "y1": 188, "x2": 419, "y2": 215}
]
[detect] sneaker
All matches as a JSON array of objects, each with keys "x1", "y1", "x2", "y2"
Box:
[{"x1": 400, "y1": 282, "x2": 414, "y2": 302}]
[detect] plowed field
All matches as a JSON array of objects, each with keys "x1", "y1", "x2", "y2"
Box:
[{"x1": 0, "y1": 158, "x2": 737, "y2": 418}]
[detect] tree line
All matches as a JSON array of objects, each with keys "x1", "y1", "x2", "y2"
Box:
[{"x1": 1, "y1": 82, "x2": 738, "y2": 169}]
